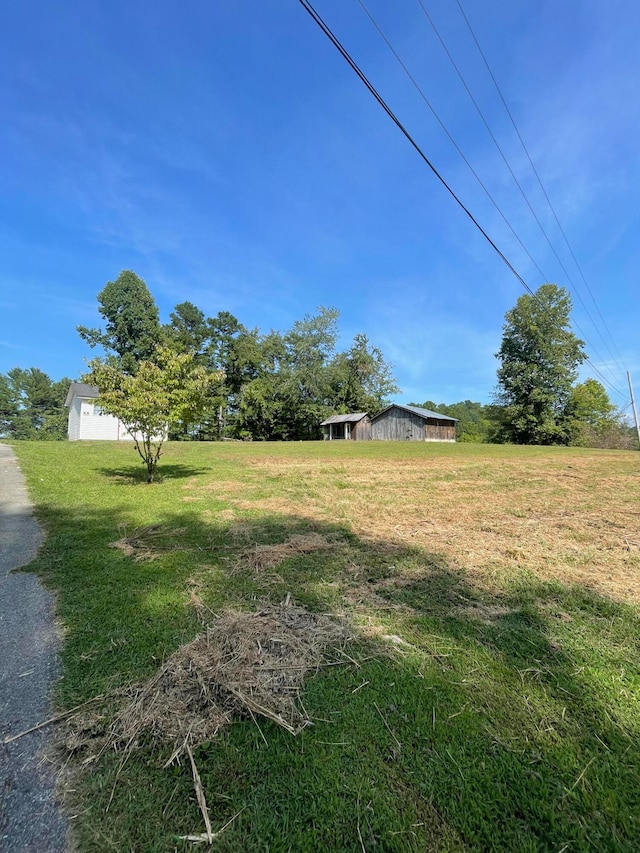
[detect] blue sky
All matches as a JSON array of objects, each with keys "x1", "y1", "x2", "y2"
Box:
[{"x1": 1, "y1": 0, "x2": 638, "y2": 408}]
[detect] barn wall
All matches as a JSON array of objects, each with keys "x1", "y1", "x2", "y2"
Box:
[
  {"x1": 370, "y1": 408, "x2": 456, "y2": 442},
  {"x1": 371, "y1": 409, "x2": 426, "y2": 441},
  {"x1": 352, "y1": 418, "x2": 371, "y2": 441},
  {"x1": 425, "y1": 419, "x2": 456, "y2": 442}
]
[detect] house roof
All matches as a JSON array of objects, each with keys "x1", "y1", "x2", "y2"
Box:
[
  {"x1": 64, "y1": 382, "x2": 99, "y2": 407},
  {"x1": 370, "y1": 403, "x2": 458, "y2": 423},
  {"x1": 320, "y1": 413, "x2": 369, "y2": 426}
]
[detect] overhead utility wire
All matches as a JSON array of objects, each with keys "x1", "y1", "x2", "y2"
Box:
[
  {"x1": 296, "y1": 0, "x2": 535, "y2": 298},
  {"x1": 349, "y1": 2, "x2": 625, "y2": 402},
  {"x1": 355, "y1": 0, "x2": 554, "y2": 288},
  {"x1": 415, "y1": 0, "x2": 626, "y2": 397},
  {"x1": 455, "y1": 0, "x2": 628, "y2": 376},
  {"x1": 296, "y1": 0, "x2": 626, "y2": 403}
]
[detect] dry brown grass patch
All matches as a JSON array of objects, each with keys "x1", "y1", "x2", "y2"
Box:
[
  {"x1": 230, "y1": 451, "x2": 640, "y2": 603},
  {"x1": 185, "y1": 577, "x2": 218, "y2": 624}
]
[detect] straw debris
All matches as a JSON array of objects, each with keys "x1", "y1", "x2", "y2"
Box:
[
  {"x1": 238, "y1": 533, "x2": 334, "y2": 572},
  {"x1": 103, "y1": 600, "x2": 350, "y2": 761},
  {"x1": 109, "y1": 524, "x2": 187, "y2": 561}
]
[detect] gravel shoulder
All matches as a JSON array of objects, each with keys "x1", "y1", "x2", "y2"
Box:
[{"x1": 0, "y1": 443, "x2": 70, "y2": 853}]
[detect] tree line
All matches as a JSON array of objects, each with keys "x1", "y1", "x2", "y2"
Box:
[
  {"x1": 78, "y1": 270, "x2": 400, "y2": 443},
  {"x1": 0, "y1": 368, "x2": 72, "y2": 440},
  {"x1": 0, "y1": 270, "x2": 400, "y2": 444},
  {"x1": 0, "y1": 272, "x2": 634, "y2": 449}
]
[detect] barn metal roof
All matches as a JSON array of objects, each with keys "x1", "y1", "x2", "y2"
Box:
[
  {"x1": 64, "y1": 382, "x2": 99, "y2": 406},
  {"x1": 370, "y1": 404, "x2": 458, "y2": 422},
  {"x1": 320, "y1": 413, "x2": 368, "y2": 426}
]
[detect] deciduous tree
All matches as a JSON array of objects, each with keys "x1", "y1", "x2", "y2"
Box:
[
  {"x1": 86, "y1": 347, "x2": 221, "y2": 481},
  {"x1": 495, "y1": 284, "x2": 586, "y2": 444},
  {"x1": 236, "y1": 310, "x2": 399, "y2": 440},
  {"x1": 331, "y1": 333, "x2": 399, "y2": 415},
  {"x1": 566, "y1": 379, "x2": 627, "y2": 448}
]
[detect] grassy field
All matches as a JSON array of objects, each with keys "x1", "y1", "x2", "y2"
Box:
[{"x1": 10, "y1": 439, "x2": 640, "y2": 852}]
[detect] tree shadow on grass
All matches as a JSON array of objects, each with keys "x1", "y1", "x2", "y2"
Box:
[
  {"x1": 97, "y1": 462, "x2": 211, "y2": 484},
  {"x1": 24, "y1": 500, "x2": 640, "y2": 852}
]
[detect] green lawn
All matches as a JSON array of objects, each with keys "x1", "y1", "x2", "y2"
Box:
[{"x1": 10, "y1": 439, "x2": 640, "y2": 852}]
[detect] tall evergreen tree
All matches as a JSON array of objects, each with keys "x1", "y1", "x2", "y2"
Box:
[
  {"x1": 165, "y1": 301, "x2": 209, "y2": 363},
  {"x1": 207, "y1": 311, "x2": 261, "y2": 399},
  {"x1": 495, "y1": 284, "x2": 586, "y2": 444}
]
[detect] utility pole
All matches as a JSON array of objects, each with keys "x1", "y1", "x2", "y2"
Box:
[{"x1": 627, "y1": 372, "x2": 640, "y2": 449}]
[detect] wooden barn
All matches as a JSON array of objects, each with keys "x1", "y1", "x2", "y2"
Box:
[
  {"x1": 369, "y1": 404, "x2": 457, "y2": 442},
  {"x1": 320, "y1": 413, "x2": 371, "y2": 441}
]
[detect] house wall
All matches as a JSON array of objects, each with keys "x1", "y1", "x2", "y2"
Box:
[
  {"x1": 67, "y1": 396, "x2": 82, "y2": 441},
  {"x1": 68, "y1": 398, "x2": 135, "y2": 441}
]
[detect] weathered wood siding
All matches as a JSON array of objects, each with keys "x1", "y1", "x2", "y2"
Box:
[
  {"x1": 370, "y1": 407, "x2": 455, "y2": 442},
  {"x1": 352, "y1": 418, "x2": 371, "y2": 441},
  {"x1": 371, "y1": 409, "x2": 426, "y2": 441},
  {"x1": 425, "y1": 419, "x2": 456, "y2": 442},
  {"x1": 322, "y1": 415, "x2": 371, "y2": 440}
]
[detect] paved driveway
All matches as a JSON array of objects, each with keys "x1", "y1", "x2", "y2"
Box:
[{"x1": 0, "y1": 444, "x2": 69, "y2": 852}]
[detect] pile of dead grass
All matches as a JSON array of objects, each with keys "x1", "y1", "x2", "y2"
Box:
[
  {"x1": 50, "y1": 600, "x2": 352, "y2": 845},
  {"x1": 109, "y1": 524, "x2": 187, "y2": 561},
  {"x1": 102, "y1": 599, "x2": 350, "y2": 761},
  {"x1": 237, "y1": 532, "x2": 333, "y2": 572}
]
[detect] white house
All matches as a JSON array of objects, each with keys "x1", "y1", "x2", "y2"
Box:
[{"x1": 65, "y1": 383, "x2": 135, "y2": 441}]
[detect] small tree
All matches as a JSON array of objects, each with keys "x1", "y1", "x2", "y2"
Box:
[
  {"x1": 87, "y1": 347, "x2": 221, "y2": 482},
  {"x1": 566, "y1": 379, "x2": 631, "y2": 448}
]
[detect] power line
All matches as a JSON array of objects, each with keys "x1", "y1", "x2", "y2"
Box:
[
  {"x1": 357, "y1": 1, "x2": 628, "y2": 402},
  {"x1": 454, "y1": 0, "x2": 629, "y2": 377},
  {"x1": 355, "y1": 0, "x2": 554, "y2": 288},
  {"x1": 295, "y1": 0, "x2": 628, "y2": 403},
  {"x1": 357, "y1": 0, "x2": 624, "y2": 399},
  {"x1": 296, "y1": 0, "x2": 535, "y2": 297},
  {"x1": 414, "y1": 0, "x2": 627, "y2": 391}
]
